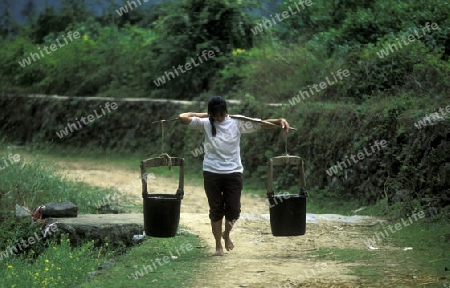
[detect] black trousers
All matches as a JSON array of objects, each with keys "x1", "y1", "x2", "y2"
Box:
[{"x1": 203, "y1": 171, "x2": 243, "y2": 222}]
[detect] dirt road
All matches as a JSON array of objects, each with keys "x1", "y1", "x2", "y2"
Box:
[{"x1": 57, "y1": 159, "x2": 420, "y2": 288}]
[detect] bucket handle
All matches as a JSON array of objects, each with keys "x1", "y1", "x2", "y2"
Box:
[
  {"x1": 140, "y1": 156, "x2": 185, "y2": 199},
  {"x1": 266, "y1": 155, "x2": 307, "y2": 198}
]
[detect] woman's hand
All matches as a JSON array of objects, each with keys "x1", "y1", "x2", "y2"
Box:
[
  {"x1": 262, "y1": 118, "x2": 291, "y2": 134},
  {"x1": 280, "y1": 118, "x2": 290, "y2": 134}
]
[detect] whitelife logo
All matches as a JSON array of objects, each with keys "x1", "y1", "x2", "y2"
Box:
[
  {"x1": 362, "y1": 209, "x2": 438, "y2": 247},
  {"x1": 0, "y1": 154, "x2": 20, "y2": 171},
  {"x1": 128, "y1": 243, "x2": 193, "y2": 279},
  {"x1": 414, "y1": 104, "x2": 450, "y2": 129},
  {"x1": 250, "y1": 0, "x2": 312, "y2": 35},
  {"x1": 116, "y1": 0, "x2": 147, "y2": 16},
  {"x1": 190, "y1": 120, "x2": 259, "y2": 157},
  {"x1": 0, "y1": 223, "x2": 58, "y2": 261},
  {"x1": 326, "y1": 140, "x2": 388, "y2": 176},
  {"x1": 376, "y1": 22, "x2": 439, "y2": 59},
  {"x1": 18, "y1": 31, "x2": 81, "y2": 68},
  {"x1": 55, "y1": 102, "x2": 118, "y2": 139},
  {"x1": 153, "y1": 50, "x2": 217, "y2": 87},
  {"x1": 288, "y1": 69, "x2": 350, "y2": 106}
]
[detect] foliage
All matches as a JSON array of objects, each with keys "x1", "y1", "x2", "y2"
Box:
[
  {"x1": 218, "y1": 42, "x2": 341, "y2": 102},
  {"x1": 310, "y1": 217, "x2": 450, "y2": 284},
  {"x1": 78, "y1": 232, "x2": 206, "y2": 288},
  {"x1": 0, "y1": 145, "x2": 121, "y2": 257},
  {"x1": 0, "y1": 146, "x2": 119, "y2": 215},
  {"x1": 1, "y1": 0, "x2": 449, "y2": 101},
  {"x1": 0, "y1": 0, "x2": 449, "y2": 215},
  {"x1": 0, "y1": 234, "x2": 114, "y2": 287},
  {"x1": 2, "y1": 94, "x2": 448, "y2": 217},
  {"x1": 144, "y1": 0, "x2": 258, "y2": 99}
]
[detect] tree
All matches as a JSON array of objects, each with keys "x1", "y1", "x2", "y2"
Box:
[
  {"x1": 0, "y1": 0, "x2": 19, "y2": 38},
  {"x1": 147, "y1": 0, "x2": 258, "y2": 99},
  {"x1": 20, "y1": 0, "x2": 36, "y2": 20}
]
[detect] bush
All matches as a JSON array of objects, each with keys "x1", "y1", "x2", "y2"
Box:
[
  {"x1": 0, "y1": 234, "x2": 113, "y2": 287},
  {"x1": 0, "y1": 145, "x2": 121, "y2": 257}
]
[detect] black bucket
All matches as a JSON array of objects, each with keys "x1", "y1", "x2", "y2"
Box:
[
  {"x1": 266, "y1": 155, "x2": 308, "y2": 236},
  {"x1": 143, "y1": 194, "x2": 181, "y2": 237},
  {"x1": 140, "y1": 156, "x2": 185, "y2": 238},
  {"x1": 268, "y1": 194, "x2": 307, "y2": 236}
]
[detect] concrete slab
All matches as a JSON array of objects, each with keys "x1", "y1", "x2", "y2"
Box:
[{"x1": 49, "y1": 212, "x2": 383, "y2": 246}]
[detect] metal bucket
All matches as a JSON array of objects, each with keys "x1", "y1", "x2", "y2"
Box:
[
  {"x1": 141, "y1": 156, "x2": 185, "y2": 238},
  {"x1": 267, "y1": 155, "x2": 308, "y2": 237},
  {"x1": 268, "y1": 194, "x2": 307, "y2": 236},
  {"x1": 143, "y1": 194, "x2": 181, "y2": 237}
]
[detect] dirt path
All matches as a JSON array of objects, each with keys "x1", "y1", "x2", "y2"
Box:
[{"x1": 57, "y1": 159, "x2": 388, "y2": 287}]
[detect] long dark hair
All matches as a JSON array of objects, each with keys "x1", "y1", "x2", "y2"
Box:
[{"x1": 207, "y1": 96, "x2": 227, "y2": 136}]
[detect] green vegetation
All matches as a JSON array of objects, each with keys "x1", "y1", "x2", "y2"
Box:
[
  {"x1": 0, "y1": 144, "x2": 117, "y2": 285},
  {"x1": 310, "y1": 217, "x2": 450, "y2": 286},
  {"x1": 0, "y1": 225, "x2": 205, "y2": 288},
  {"x1": 1, "y1": 0, "x2": 449, "y2": 214},
  {"x1": 78, "y1": 232, "x2": 206, "y2": 288},
  {"x1": 0, "y1": 0, "x2": 449, "y2": 285},
  {"x1": 0, "y1": 145, "x2": 119, "y2": 215},
  {"x1": 0, "y1": 143, "x2": 207, "y2": 287},
  {"x1": 1, "y1": 0, "x2": 449, "y2": 100},
  {"x1": 1, "y1": 234, "x2": 114, "y2": 287}
]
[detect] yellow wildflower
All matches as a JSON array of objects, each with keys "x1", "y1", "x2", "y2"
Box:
[
  {"x1": 7, "y1": 265, "x2": 12, "y2": 269},
  {"x1": 45, "y1": 259, "x2": 49, "y2": 263},
  {"x1": 83, "y1": 34, "x2": 89, "y2": 41},
  {"x1": 232, "y1": 48, "x2": 245, "y2": 56}
]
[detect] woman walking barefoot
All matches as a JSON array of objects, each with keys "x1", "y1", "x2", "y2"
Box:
[{"x1": 179, "y1": 96, "x2": 290, "y2": 256}]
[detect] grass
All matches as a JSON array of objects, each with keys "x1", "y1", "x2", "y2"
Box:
[
  {"x1": 78, "y1": 231, "x2": 207, "y2": 288},
  {"x1": 0, "y1": 146, "x2": 120, "y2": 215},
  {"x1": 0, "y1": 145, "x2": 118, "y2": 286},
  {"x1": 0, "y1": 228, "x2": 206, "y2": 288},
  {"x1": 309, "y1": 218, "x2": 450, "y2": 287},
  {"x1": 386, "y1": 217, "x2": 450, "y2": 275},
  {"x1": 243, "y1": 186, "x2": 377, "y2": 216},
  {"x1": 0, "y1": 143, "x2": 209, "y2": 288},
  {"x1": 9, "y1": 142, "x2": 205, "y2": 187},
  {"x1": 2, "y1": 142, "x2": 449, "y2": 287},
  {"x1": 0, "y1": 234, "x2": 115, "y2": 287}
]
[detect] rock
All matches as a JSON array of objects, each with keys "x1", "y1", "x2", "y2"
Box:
[
  {"x1": 15, "y1": 204, "x2": 32, "y2": 217},
  {"x1": 99, "y1": 261, "x2": 115, "y2": 270},
  {"x1": 97, "y1": 204, "x2": 126, "y2": 214},
  {"x1": 87, "y1": 271, "x2": 101, "y2": 280},
  {"x1": 51, "y1": 214, "x2": 144, "y2": 246},
  {"x1": 132, "y1": 234, "x2": 145, "y2": 244},
  {"x1": 177, "y1": 228, "x2": 197, "y2": 236},
  {"x1": 42, "y1": 201, "x2": 78, "y2": 218}
]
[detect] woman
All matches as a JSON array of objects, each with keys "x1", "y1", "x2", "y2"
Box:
[{"x1": 179, "y1": 96, "x2": 290, "y2": 256}]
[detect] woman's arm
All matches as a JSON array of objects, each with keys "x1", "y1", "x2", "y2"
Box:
[
  {"x1": 262, "y1": 118, "x2": 291, "y2": 134},
  {"x1": 179, "y1": 112, "x2": 209, "y2": 125}
]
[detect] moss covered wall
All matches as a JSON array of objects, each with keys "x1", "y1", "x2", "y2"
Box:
[{"x1": 1, "y1": 93, "x2": 449, "y2": 212}]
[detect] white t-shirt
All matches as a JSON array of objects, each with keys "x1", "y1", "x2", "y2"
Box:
[{"x1": 189, "y1": 115, "x2": 261, "y2": 173}]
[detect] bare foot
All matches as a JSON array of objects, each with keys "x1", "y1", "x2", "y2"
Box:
[
  {"x1": 212, "y1": 245, "x2": 224, "y2": 256},
  {"x1": 222, "y1": 233, "x2": 234, "y2": 251}
]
